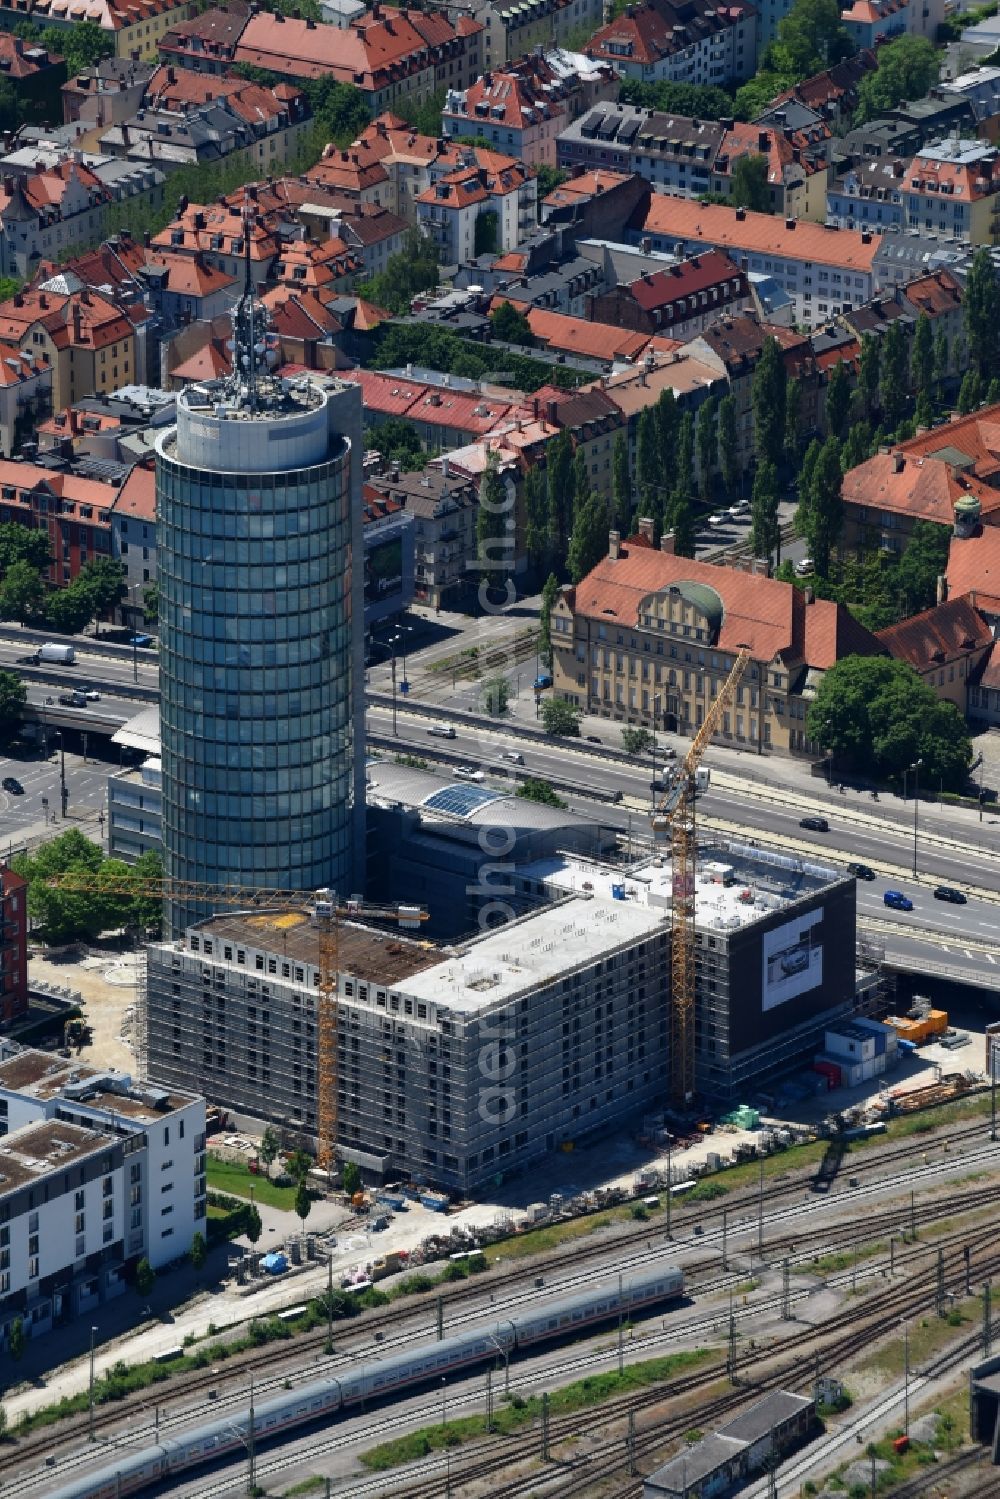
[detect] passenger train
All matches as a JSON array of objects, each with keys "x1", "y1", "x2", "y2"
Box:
[{"x1": 48, "y1": 1266, "x2": 684, "y2": 1499}]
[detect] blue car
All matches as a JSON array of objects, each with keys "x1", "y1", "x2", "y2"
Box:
[
  {"x1": 883, "y1": 890, "x2": 914, "y2": 912},
  {"x1": 129, "y1": 632, "x2": 153, "y2": 648},
  {"x1": 533, "y1": 673, "x2": 553, "y2": 690}
]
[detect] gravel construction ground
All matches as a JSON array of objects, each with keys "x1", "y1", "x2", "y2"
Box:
[{"x1": 29, "y1": 946, "x2": 142, "y2": 1075}]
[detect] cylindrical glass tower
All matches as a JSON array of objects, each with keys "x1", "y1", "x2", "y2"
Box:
[{"x1": 155, "y1": 367, "x2": 359, "y2": 937}]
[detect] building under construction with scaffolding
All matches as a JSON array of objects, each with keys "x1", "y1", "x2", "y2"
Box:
[{"x1": 145, "y1": 841, "x2": 860, "y2": 1192}]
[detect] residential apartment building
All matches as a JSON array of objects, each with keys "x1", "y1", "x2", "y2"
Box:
[
  {"x1": 416, "y1": 150, "x2": 536, "y2": 264},
  {"x1": 62, "y1": 57, "x2": 154, "y2": 128},
  {"x1": 683, "y1": 314, "x2": 807, "y2": 471},
  {"x1": 558, "y1": 105, "x2": 830, "y2": 220},
  {"x1": 841, "y1": 407, "x2": 1000, "y2": 555},
  {"x1": 150, "y1": 198, "x2": 278, "y2": 283},
  {"x1": 584, "y1": 0, "x2": 757, "y2": 88},
  {"x1": 459, "y1": 0, "x2": 605, "y2": 69},
  {"x1": 0, "y1": 346, "x2": 51, "y2": 460},
  {"x1": 233, "y1": 7, "x2": 483, "y2": 113},
  {"x1": 841, "y1": 0, "x2": 945, "y2": 51},
  {"x1": 550, "y1": 531, "x2": 883, "y2": 753},
  {"x1": 157, "y1": 2, "x2": 251, "y2": 75},
  {"x1": 630, "y1": 195, "x2": 882, "y2": 330},
  {"x1": 108, "y1": 759, "x2": 163, "y2": 863},
  {"x1": 0, "y1": 0, "x2": 195, "y2": 61},
  {"x1": 367, "y1": 465, "x2": 479, "y2": 609},
  {"x1": 0, "y1": 158, "x2": 110, "y2": 280},
  {"x1": 876, "y1": 594, "x2": 993, "y2": 713},
  {"x1": 772, "y1": 49, "x2": 878, "y2": 130},
  {"x1": 587, "y1": 250, "x2": 751, "y2": 339},
  {"x1": 826, "y1": 158, "x2": 906, "y2": 231},
  {"x1": 0, "y1": 869, "x2": 27, "y2": 1028},
  {"x1": 901, "y1": 140, "x2": 1000, "y2": 244},
  {"x1": 0, "y1": 1044, "x2": 206, "y2": 1351},
  {"x1": 443, "y1": 51, "x2": 616, "y2": 165},
  {"x1": 146, "y1": 900, "x2": 669, "y2": 1192},
  {"x1": 0, "y1": 285, "x2": 139, "y2": 412}
]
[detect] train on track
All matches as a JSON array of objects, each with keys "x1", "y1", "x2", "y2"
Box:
[{"x1": 46, "y1": 1266, "x2": 684, "y2": 1499}]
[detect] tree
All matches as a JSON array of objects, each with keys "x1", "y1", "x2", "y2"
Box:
[
  {"x1": 806, "y1": 655, "x2": 972, "y2": 789},
  {"x1": 480, "y1": 672, "x2": 510, "y2": 716},
  {"x1": 855, "y1": 35, "x2": 939, "y2": 124},
  {"x1": 0, "y1": 521, "x2": 50, "y2": 575},
  {"x1": 964, "y1": 245, "x2": 1000, "y2": 383},
  {"x1": 751, "y1": 337, "x2": 786, "y2": 465},
  {"x1": 572, "y1": 446, "x2": 589, "y2": 513},
  {"x1": 516, "y1": 778, "x2": 566, "y2": 807},
  {"x1": 341, "y1": 1160, "x2": 362, "y2": 1198},
  {"x1": 474, "y1": 210, "x2": 499, "y2": 257},
  {"x1": 784, "y1": 379, "x2": 804, "y2": 468},
  {"x1": 636, "y1": 405, "x2": 661, "y2": 517},
  {"x1": 489, "y1": 301, "x2": 533, "y2": 346},
  {"x1": 825, "y1": 360, "x2": 851, "y2": 440},
  {"x1": 0, "y1": 559, "x2": 45, "y2": 623},
  {"x1": 914, "y1": 388, "x2": 933, "y2": 429},
  {"x1": 285, "y1": 1149, "x2": 312, "y2": 1186},
  {"x1": 842, "y1": 421, "x2": 873, "y2": 472},
  {"x1": 858, "y1": 333, "x2": 880, "y2": 419},
  {"x1": 301, "y1": 75, "x2": 370, "y2": 146},
  {"x1": 749, "y1": 459, "x2": 781, "y2": 563},
  {"x1": 367, "y1": 417, "x2": 424, "y2": 472},
  {"x1": 395, "y1": 84, "x2": 446, "y2": 139},
  {"x1": 958, "y1": 369, "x2": 983, "y2": 415},
  {"x1": 546, "y1": 428, "x2": 573, "y2": 562},
  {"x1": 535, "y1": 163, "x2": 570, "y2": 199},
  {"x1": 524, "y1": 464, "x2": 549, "y2": 572},
  {"x1": 622, "y1": 726, "x2": 654, "y2": 756},
  {"x1": 667, "y1": 414, "x2": 696, "y2": 557},
  {"x1": 567, "y1": 491, "x2": 609, "y2": 583},
  {"x1": 696, "y1": 396, "x2": 717, "y2": 499},
  {"x1": 933, "y1": 329, "x2": 950, "y2": 400},
  {"x1": 143, "y1": 581, "x2": 159, "y2": 623},
  {"x1": 46, "y1": 580, "x2": 95, "y2": 636},
  {"x1": 0, "y1": 668, "x2": 26, "y2": 746},
  {"x1": 541, "y1": 698, "x2": 582, "y2": 736},
  {"x1": 730, "y1": 154, "x2": 771, "y2": 213},
  {"x1": 538, "y1": 572, "x2": 560, "y2": 670},
  {"x1": 135, "y1": 1257, "x2": 155, "y2": 1297},
  {"x1": 13, "y1": 829, "x2": 108, "y2": 944},
  {"x1": 619, "y1": 79, "x2": 736, "y2": 118},
  {"x1": 259, "y1": 1126, "x2": 279, "y2": 1179},
  {"x1": 358, "y1": 228, "x2": 438, "y2": 316},
  {"x1": 76, "y1": 557, "x2": 126, "y2": 635},
  {"x1": 7, "y1": 1316, "x2": 25, "y2": 1362},
  {"x1": 734, "y1": 71, "x2": 795, "y2": 121},
  {"x1": 129, "y1": 850, "x2": 164, "y2": 935},
  {"x1": 245, "y1": 1205, "x2": 263, "y2": 1245},
  {"x1": 294, "y1": 1181, "x2": 312, "y2": 1233},
  {"x1": 717, "y1": 394, "x2": 740, "y2": 498},
  {"x1": 656, "y1": 387, "x2": 679, "y2": 496},
  {"x1": 189, "y1": 1231, "x2": 207, "y2": 1278},
  {"x1": 801, "y1": 437, "x2": 843, "y2": 576},
  {"x1": 42, "y1": 19, "x2": 111, "y2": 74},
  {"x1": 772, "y1": 0, "x2": 851, "y2": 78},
  {"x1": 612, "y1": 431, "x2": 631, "y2": 535},
  {"x1": 910, "y1": 312, "x2": 934, "y2": 397},
  {"x1": 879, "y1": 320, "x2": 908, "y2": 429},
  {"x1": 476, "y1": 454, "x2": 509, "y2": 599},
  {"x1": 895, "y1": 520, "x2": 951, "y2": 617}
]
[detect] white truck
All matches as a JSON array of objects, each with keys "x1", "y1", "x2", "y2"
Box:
[{"x1": 34, "y1": 642, "x2": 76, "y2": 665}]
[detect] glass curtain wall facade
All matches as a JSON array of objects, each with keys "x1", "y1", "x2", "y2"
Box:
[{"x1": 156, "y1": 392, "x2": 356, "y2": 936}]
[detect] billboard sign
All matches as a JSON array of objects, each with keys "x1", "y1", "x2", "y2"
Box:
[
  {"x1": 365, "y1": 536, "x2": 404, "y2": 606},
  {"x1": 762, "y1": 908, "x2": 824, "y2": 1011}
]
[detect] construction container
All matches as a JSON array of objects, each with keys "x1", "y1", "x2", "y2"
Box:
[{"x1": 813, "y1": 1059, "x2": 841, "y2": 1089}]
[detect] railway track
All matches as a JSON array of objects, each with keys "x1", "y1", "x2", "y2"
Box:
[
  {"x1": 184, "y1": 1213, "x2": 1000, "y2": 1499},
  {"x1": 6, "y1": 1129, "x2": 997, "y2": 1489}
]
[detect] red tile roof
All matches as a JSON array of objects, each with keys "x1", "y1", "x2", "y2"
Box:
[
  {"x1": 946, "y1": 525, "x2": 1000, "y2": 608},
  {"x1": 842, "y1": 452, "x2": 1000, "y2": 525},
  {"x1": 491, "y1": 299, "x2": 653, "y2": 362},
  {"x1": 0, "y1": 33, "x2": 62, "y2": 76},
  {"x1": 876, "y1": 595, "x2": 992, "y2": 672},
  {"x1": 567, "y1": 540, "x2": 881, "y2": 667},
  {"x1": 625, "y1": 249, "x2": 744, "y2": 313},
  {"x1": 635, "y1": 196, "x2": 881, "y2": 272},
  {"x1": 113, "y1": 462, "x2": 155, "y2": 523},
  {"x1": 904, "y1": 269, "x2": 963, "y2": 319},
  {"x1": 234, "y1": 7, "x2": 480, "y2": 90}
]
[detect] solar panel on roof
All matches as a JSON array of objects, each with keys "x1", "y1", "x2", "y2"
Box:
[{"x1": 422, "y1": 784, "x2": 504, "y2": 817}]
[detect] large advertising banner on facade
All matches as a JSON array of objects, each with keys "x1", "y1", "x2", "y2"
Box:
[
  {"x1": 365, "y1": 536, "x2": 404, "y2": 606},
  {"x1": 762, "y1": 907, "x2": 824, "y2": 1011}
]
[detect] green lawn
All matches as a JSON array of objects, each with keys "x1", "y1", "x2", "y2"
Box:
[{"x1": 206, "y1": 1154, "x2": 297, "y2": 1210}]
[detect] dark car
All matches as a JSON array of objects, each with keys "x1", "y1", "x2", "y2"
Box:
[
  {"x1": 585, "y1": 735, "x2": 602, "y2": 743},
  {"x1": 934, "y1": 885, "x2": 967, "y2": 904},
  {"x1": 799, "y1": 815, "x2": 829, "y2": 832},
  {"x1": 848, "y1": 862, "x2": 876, "y2": 881},
  {"x1": 2, "y1": 776, "x2": 23, "y2": 794},
  {"x1": 884, "y1": 889, "x2": 914, "y2": 912},
  {"x1": 59, "y1": 692, "x2": 87, "y2": 707},
  {"x1": 129, "y1": 632, "x2": 153, "y2": 648}
]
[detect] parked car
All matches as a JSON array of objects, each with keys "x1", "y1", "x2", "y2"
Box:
[
  {"x1": 533, "y1": 674, "x2": 553, "y2": 690},
  {"x1": 934, "y1": 885, "x2": 967, "y2": 904},
  {"x1": 794, "y1": 558, "x2": 815, "y2": 577},
  {"x1": 453, "y1": 766, "x2": 485, "y2": 781},
  {"x1": 799, "y1": 815, "x2": 829, "y2": 832},
  {"x1": 729, "y1": 499, "x2": 749, "y2": 517},
  {"x1": 883, "y1": 890, "x2": 914, "y2": 911},
  {"x1": 2, "y1": 777, "x2": 23, "y2": 794},
  {"x1": 708, "y1": 511, "x2": 728, "y2": 526},
  {"x1": 848, "y1": 863, "x2": 876, "y2": 881},
  {"x1": 129, "y1": 632, "x2": 153, "y2": 648},
  {"x1": 585, "y1": 735, "x2": 602, "y2": 744}
]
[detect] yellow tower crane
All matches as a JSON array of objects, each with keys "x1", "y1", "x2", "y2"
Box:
[
  {"x1": 651, "y1": 645, "x2": 751, "y2": 1106},
  {"x1": 49, "y1": 874, "x2": 428, "y2": 1171}
]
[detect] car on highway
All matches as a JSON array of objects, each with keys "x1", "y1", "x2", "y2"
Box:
[
  {"x1": 848, "y1": 862, "x2": 876, "y2": 881},
  {"x1": 500, "y1": 751, "x2": 524, "y2": 764},
  {"x1": 129, "y1": 632, "x2": 153, "y2": 648},
  {"x1": 453, "y1": 766, "x2": 485, "y2": 781},
  {"x1": 58, "y1": 692, "x2": 88, "y2": 707},
  {"x1": 799, "y1": 815, "x2": 829, "y2": 832},
  {"x1": 933, "y1": 885, "x2": 967, "y2": 904},
  {"x1": 883, "y1": 889, "x2": 914, "y2": 911},
  {"x1": 427, "y1": 726, "x2": 456, "y2": 739},
  {"x1": 82, "y1": 688, "x2": 101, "y2": 702},
  {"x1": 1, "y1": 777, "x2": 23, "y2": 795}
]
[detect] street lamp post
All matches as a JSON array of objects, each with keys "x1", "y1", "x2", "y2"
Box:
[
  {"x1": 58, "y1": 733, "x2": 67, "y2": 818},
  {"x1": 906, "y1": 758, "x2": 923, "y2": 877},
  {"x1": 88, "y1": 1324, "x2": 98, "y2": 1440}
]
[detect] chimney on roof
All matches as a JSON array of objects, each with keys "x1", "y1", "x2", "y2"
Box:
[
  {"x1": 861, "y1": 230, "x2": 873, "y2": 243},
  {"x1": 735, "y1": 205, "x2": 746, "y2": 220},
  {"x1": 937, "y1": 572, "x2": 948, "y2": 605},
  {"x1": 785, "y1": 216, "x2": 795, "y2": 230},
  {"x1": 71, "y1": 302, "x2": 81, "y2": 342},
  {"x1": 546, "y1": 398, "x2": 558, "y2": 424},
  {"x1": 637, "y1": 516, "x2": 654, "y2": 543},
  {"x1": 609, "y1": 528, "x2": 620, "y2": 560},
  {"x1": 893, "y1": 453, "x2": 904, "y2": 473},
  {"x1": 803, "y1": 586, "x2": 814, "y2": 604},
  {"x1": 39, "y1": 293, "x2": 47, "y2": 310}
]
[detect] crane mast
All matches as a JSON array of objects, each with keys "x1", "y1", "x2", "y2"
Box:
[{"x1": 650, "y1": 645, "x2": 752, "y2": 1105}]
